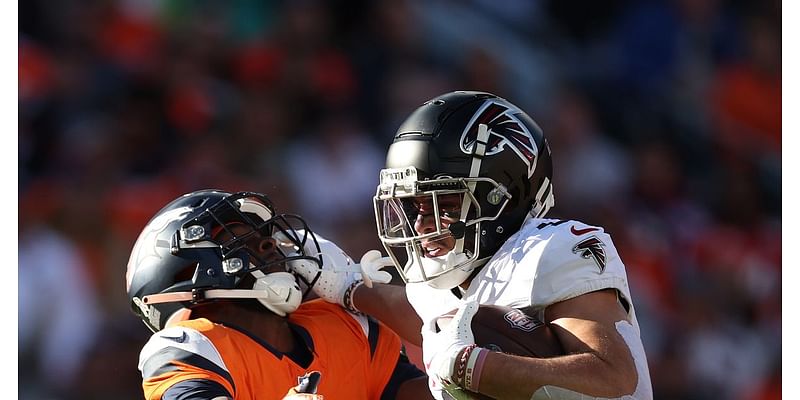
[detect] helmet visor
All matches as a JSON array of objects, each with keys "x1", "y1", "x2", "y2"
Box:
[{"x1": 375, "y1": 193, "x2": 465, "y2": 242}]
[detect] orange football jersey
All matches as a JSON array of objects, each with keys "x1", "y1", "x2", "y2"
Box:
[{"x1": 139, "y1": 300, "x2": 407, "y2": 399}]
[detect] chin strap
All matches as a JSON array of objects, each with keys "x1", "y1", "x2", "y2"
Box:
[
  {"x1": 142, "y1": 288, "x2": 292, "y2": 303},
  {"x1": 142, "y1": 271, "x2": 302, "y2": 316}
]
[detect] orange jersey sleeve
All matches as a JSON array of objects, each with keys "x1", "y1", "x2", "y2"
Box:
[
  {"x1": 139, "y1": 318, "x2": 309, "y2": 399},
  {"x1": 139, "y1": 319, "x2": 236, "y2": 399}
]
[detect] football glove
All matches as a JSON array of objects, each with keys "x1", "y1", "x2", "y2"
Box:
[
  {"x1": 358, "y1": 249, "x2": 393, "y2": 288},
  {"x1": 423, "y1": 301, "x2": 479, "y2": 392},
  {"x1": 276, "y1": 231, "x2": 392, "y2": 307}
]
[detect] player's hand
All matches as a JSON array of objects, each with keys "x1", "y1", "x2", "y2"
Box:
[
  {"x1": 423, "y1": 300, "x2": 479, "y2": 392},
  {"x1": 358, "y1": 250, "x2": 393, "y2": 288},
  {"x1": 276, "y1": 231, "x2": 392, "y2": 308},
  {"x1": 276, "y1": 230, "x2": 359, "y2": 307}
]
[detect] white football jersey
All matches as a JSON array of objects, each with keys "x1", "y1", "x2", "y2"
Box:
[{"x1": 407, "y1": 217, "x2": 653, "y2": 400}]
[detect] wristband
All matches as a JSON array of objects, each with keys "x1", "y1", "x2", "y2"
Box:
[
  {"x1": 454, "y1": 344, "x2": 477, "y2": 388},
  {"x1": 343, "y1": 280, "x2": 365, "y2": 315},
  {"x1": 467, "y1": 347, "x2": 489, "y2": 392}
]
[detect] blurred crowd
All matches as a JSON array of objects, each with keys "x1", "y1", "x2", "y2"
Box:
[{"x1": 19, "y1": 0, "x2": 780, "y2": 399}]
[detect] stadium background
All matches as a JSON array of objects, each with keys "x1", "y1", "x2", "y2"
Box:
[{"x1": 19, "y1": 1, "x2": 780, "y2": 399}]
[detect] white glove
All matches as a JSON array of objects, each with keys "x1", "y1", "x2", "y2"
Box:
[
  {"x1": 275, "y1": 230, "x2": 359, "y2": 306},
  {"x1": 358, "y1": 250, "x2": 393, "y2": 288},
  {"x1": 276, "y1": 231, "x2": 393, "y2": 307},
  {"x1": 423, "y1": 301, "x2": 479, "y2": 392}
]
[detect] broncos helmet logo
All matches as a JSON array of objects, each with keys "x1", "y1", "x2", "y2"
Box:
[
  {"x1": 459, "y1": 100, "x2": 539, "y2": 177},
  {"x1": 126, "y1": 206, "x2": 193, "y2": 292},
  {"x1": 572, "y1": 236, "x2": 607, "y2": 273}
]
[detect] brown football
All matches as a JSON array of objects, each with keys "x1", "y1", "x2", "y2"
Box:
[{"x1": 437, "y1": 304, "x2": 563, "y2": 358}]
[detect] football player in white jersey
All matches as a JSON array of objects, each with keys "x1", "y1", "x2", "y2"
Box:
[{"x1": 290, "y1": 91, "x2": 653, "y2": 399}]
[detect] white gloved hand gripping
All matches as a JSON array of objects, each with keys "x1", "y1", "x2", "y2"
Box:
[
  {"x1": 276, "y1": 231, "x2": 393, "y2": 310},
  {"x1": 275, "y1": 230, "x2": 357, "y2": 306},
  {"x1": 423, "y1": 300, "x2": 480, "y2": 397}
]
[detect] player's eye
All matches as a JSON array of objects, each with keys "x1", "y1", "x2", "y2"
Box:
[
  {"x1": 441, "y1": 208, "x2": 461, "y2": 219},
  {"x1": 401, "y1": 199, "x2": 422, "y2": 218}
]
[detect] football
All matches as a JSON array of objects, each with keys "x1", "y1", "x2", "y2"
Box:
[{"x1": 438, "y1": 304, "x2": 563, "y2": 358}]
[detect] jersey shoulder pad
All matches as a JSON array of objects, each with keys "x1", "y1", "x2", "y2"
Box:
[
  {"x1": 527, "y1": 218, "x2": 605, "y2": 237},
  {"x1": 521, "y1": 219, "x2": 629, "y2": 307},
  {"x1": 524, "y1": 218, "x2": 614, "y2": 259},
  {"x1": 138, "y1": 324, "x2": 229, "y2": 379}
]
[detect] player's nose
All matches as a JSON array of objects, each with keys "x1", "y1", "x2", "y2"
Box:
[
  {"x1": 253, "y1": 237, "x2": 283, "y2": 263},
  {"x1": 414, "y1": 212, "x2": 438, "y2": 235},
  {"x1": 258, "y1": 237, "x2": 276, "y2": 252}
]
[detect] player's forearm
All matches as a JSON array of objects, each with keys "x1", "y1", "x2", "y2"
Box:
[
  {"x1": 477, "y1": 351, "x2": 637, "y2": 399},
  {"x1": 352, "y1": 283, "x2": 423, "y2": 346}
]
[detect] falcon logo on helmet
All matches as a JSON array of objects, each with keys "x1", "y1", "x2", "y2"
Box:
[
  {"x1": 572, "y1": 236, "x2": 607, "y2": 273},
  {"x1": 459, "y1": 100, "x2": 539, "y2": 177}
]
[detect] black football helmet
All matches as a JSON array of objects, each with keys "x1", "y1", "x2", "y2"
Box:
[
  {"x1": 374, "y1": 91, "x2": 554, "y2": 289},
  {"x1": 125, "y1": 190, "x2": 322, "y2": 332}
]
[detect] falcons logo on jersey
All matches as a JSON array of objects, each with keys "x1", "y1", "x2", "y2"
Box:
[
  {"x1": 460, "y1": 100, "x2": 539, "y2": 177},
  {"x1": 572, "y1": 236, "x2": 607, "y2": 273}
]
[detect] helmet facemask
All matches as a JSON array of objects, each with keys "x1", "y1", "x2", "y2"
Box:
[{"x1": 374, "y1": 167, "x2": 512, "y2": 289}]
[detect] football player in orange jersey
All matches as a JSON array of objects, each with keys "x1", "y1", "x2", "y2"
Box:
[{"x1": 125, "y1": 190, "x2": 432, "y2": 400}]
